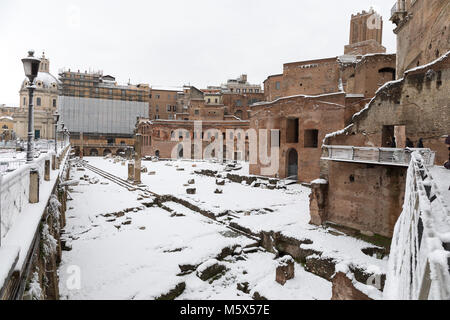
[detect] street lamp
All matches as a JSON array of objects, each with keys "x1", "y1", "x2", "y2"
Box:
[
  {"x1": 21, "y1": 50, "x2": 41, "y2": 163},
  {"x1": 53, "y1": 111, "x2": 60, "y2": 154},
  {"x1": 64, "y1": 128, "x2": 69, "y2": 147}
]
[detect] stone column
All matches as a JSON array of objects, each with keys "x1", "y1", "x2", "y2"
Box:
[
  {"x1": 29, "y1": 169, "x2": 40, "y2": 204},
  {"x1": 128, "y1": 162, "x2": 134, "y2": 181},
  {"x1": 52, "y1": 155, "x2": 56, "y2": 170},
  {"x1": 44, "y1": 160, "x2": 50, "y2": 181},
  {"x1": 309, "y1": 181, "x2": 328, "y2": 226},
  {"x1": 134, "y1": 134, "x2": 142, "y2": 185}
]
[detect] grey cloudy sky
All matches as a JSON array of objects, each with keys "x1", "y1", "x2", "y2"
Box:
[{"x1": 0, "y1": 0, "x2": 397, "y2": 106}]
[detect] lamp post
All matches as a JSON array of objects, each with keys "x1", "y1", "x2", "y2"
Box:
[
  {"x1": 53, "y1": 111, "x2": 60, "y2": 155},
  {"x1": 21, "y1": 50, "x2": 41, "y2": 163},
  {"x1": 64, "y1": 128, "x2": 69, "y2": 147}
]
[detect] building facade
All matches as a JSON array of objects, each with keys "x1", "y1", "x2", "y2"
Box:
[
  {"x1": 14, "y1": 53, "x2": 59, "y2": 140},
  {"x1": 251, "y1": 9, "x2": 395, "y2": 182},
  {"x1": 309, "y1": 0, "x2": 450, "y2": 237},
  {"x1": 58, "y1": 70, "x2": 150, "y2": 156}
]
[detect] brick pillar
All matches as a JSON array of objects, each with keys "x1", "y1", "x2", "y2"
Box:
[
  {"x1": 29, "y1": 169, "x2": 40, "y2": 204},
  {"x1": 134, "y1": 134, "x2": 142, "y2": 185},
  {"x1": 44, "y1": 160, "x2": 50, "y2": 181},
  {"x1": 309, "y1": 181, "x2": 328, "y2": 226},
  {"x1": 128, "y1": 162, "x2": 134, "y2": 181},
  {"x1": 52, "y1": 155, "x2": 56, "y2": 170}
]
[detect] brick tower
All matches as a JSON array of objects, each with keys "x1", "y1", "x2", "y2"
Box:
[{"x1": 344, "y1": 8, "x2": 386, "y2": 55}]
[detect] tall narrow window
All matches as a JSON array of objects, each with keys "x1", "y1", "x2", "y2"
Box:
[
  {"x1": 304, "y1": 129, "x2": 319, "y2": 148},
  {"x1": 286, "y1": 118, "x2": 299, "y2": 143},
  {"x1": 36, "y1": 97, "x2": 41, "y2": 106}
]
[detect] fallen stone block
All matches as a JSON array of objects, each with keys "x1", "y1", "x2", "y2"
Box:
[
  {"x1": 214, "y1": 188, "x2": 223, "y2": 194},
  {"x1": 305, "y1": 255, "x2": 336, "y2": 281},
  {"x1": 237, "y1": 282, "x2": 250, "y2": 294},
  {"x1": 186, "y1": 188, "x2": 196, "y2": 195},
  {"x1": 178, "y1": 264, "x2": 199, "y2": 275},
  {"x1": 188, "y1": 179, "x2": 195, "y2": 185},
  {"x1": 155, "y1": 282, "x2": 186, "y2": 300},
  {"x1": 148, "y1": 171, "x2": 156, "y2": 175},
  {"x1": 141, "y1": 167, "x2": 148, "y2": 173},
  {"x1": 176, "y1": 168, "x2": 185, "y2": 171},
  {"x1": 216, "y1": 179, "x2": 226, "y2": 186},
  {"x1": 276, "y1": 256, "x2": 295, "y2": 286},
  {"x1": 331, "y1": 272, "x2": 372, "y2": 300},
  {"x1": 196, "y1": 259, "x2": 227, "y2": 281}
]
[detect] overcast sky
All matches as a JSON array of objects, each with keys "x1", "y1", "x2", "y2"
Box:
[{"x1": 0, "y1": 0, "x2": 396, "y2": 106}]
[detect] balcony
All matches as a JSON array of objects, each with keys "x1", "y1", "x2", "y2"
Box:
[
  {"x1": 322, "y1": 145, "x2": 436, "y2": 167},
  {"x1": 390, "y1": 1, "x2": 407, "y2": 26}
]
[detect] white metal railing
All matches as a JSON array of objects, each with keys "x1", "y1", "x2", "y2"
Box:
[
  {"x1": 322, "y1": 146, "x2": 436, "y2": 167},
  {"x1": 384, "y1": 152, "x2": 450, "y2": 300}
]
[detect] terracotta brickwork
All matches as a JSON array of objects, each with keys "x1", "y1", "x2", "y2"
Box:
[{"x1": 392, "y1": 0, "x2": 450, "y2": 77}]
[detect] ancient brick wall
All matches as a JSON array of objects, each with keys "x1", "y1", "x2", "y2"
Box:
[
  {"x1": 323, "y1": 161, "x2": 406, "y2": 238},
  {"x1": 328, "y1": 54, "x2": 450, "y2": 165},
  {"x1": 394, "y1": 0, "x2": 450, "y2": 77},
  {"x1": 249, "y1": 93, "x2": 348, "y2": 182}
]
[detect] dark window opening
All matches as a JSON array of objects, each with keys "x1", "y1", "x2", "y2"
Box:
[
  {"x1": 304, "y1": 129, "x2": 319, "y2": 148},
  {"x1": 286, "y1": 118, "x2": 299, "y2": 143}
]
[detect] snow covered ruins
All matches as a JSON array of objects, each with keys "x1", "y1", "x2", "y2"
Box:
[{"x1": 0, "y1": 0, "x2": 449, "y2": 303}]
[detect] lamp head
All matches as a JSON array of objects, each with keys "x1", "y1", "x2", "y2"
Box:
[{"x1": 21, "y1": 50, "x2": 41, "y2": 83}]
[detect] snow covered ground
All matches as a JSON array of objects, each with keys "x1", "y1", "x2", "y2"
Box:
[{"x1": 59, "y1": 157, "x2": 389, "y2": 300}]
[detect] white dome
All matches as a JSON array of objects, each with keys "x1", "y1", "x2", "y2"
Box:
[{"x1": 24, "y1": 72, "x2": 60, "y2": 89}]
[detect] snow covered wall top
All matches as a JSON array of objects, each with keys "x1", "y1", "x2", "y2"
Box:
[{"x1": 59, "y1": 96, "x2": 148, "y2": 135}]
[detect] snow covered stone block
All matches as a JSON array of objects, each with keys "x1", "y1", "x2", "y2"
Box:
[
  {"x1": 148, "y1": 171, "x2": 156, "y2": 175},
  {"x1": 331, "y1": 272, "x2": 372, "y2": 300},
  {"x1": 216, "y1": 179, "x2": 226, "y2": 186},
  {"x1": 176, "y1": 168, "x2": 185, "y2": 171},
  {"x1": 214, "y1": 188, "x2": 223, "y2": 194},
  {"x1": 141, "y1": 167, "x2": 148, "y2": 173},
  {"x1": 155, "y1": 282, "x2": 186, "y2": 300},
  {"x1": 186, "y1": 188, "x2": 196, "y2": 195},
  {"x1": 188, "y1": 179, "x2": 195, "y2": 185},
  {"x1": 196, "y1": 259, "x2": 227, "y2": 281},
  {"x1": 276, "y1": 256, "x2": 295, "y2": 286}
]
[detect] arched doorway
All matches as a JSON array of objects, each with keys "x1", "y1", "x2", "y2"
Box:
[
  {"x1": 287, "y1": 148, "x2": 298, "y2": 180},
  {"x1": 103, "y1": 149, "x2": 112, "y2": 156},
  {"x1": 90, "y1": 149, "x2": 99, "y2": 156},
  {"x1": 116, "y1": 149, "x2": 125, "y2": 156},
  {"x1": 177, "y1": 144, "x2": 184, "y2": 159},
  {"x1": 155, "y1": 150, "x2": 160, "y2": 158}
]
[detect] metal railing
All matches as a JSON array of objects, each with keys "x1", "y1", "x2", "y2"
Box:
[
  {"x1": 384, "y1": 152, "x2": 450, "y2": 300},
  {"x1": 322, "y1": 145, "x2": 436, "y2": 167}
]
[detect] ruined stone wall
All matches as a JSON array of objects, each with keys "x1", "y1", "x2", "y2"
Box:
[
  {"x1": 139, "y1": 120, "x2": 250, "y2": 159},
  {"x1": 323, "y1": 161, "x2": 406, "y2": 238},
  {"x1": 249, "y1": 94, "x2": 348, "y2": 182},
  {"x1": 263, "y1": 74, "x2": 283, "y2": 102},
  {"x1": 328, "y1": 54, "x2": 450, "y2": 165},
  {"x1": 395, "y1": 0, "x2": 450, "y2": 77},
  {"x1": 353, "y1": 54, "x2": 397, "y2": 97},
  {"x1": 282, "y1": 58, "x2": 341, "y2": 97}
]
